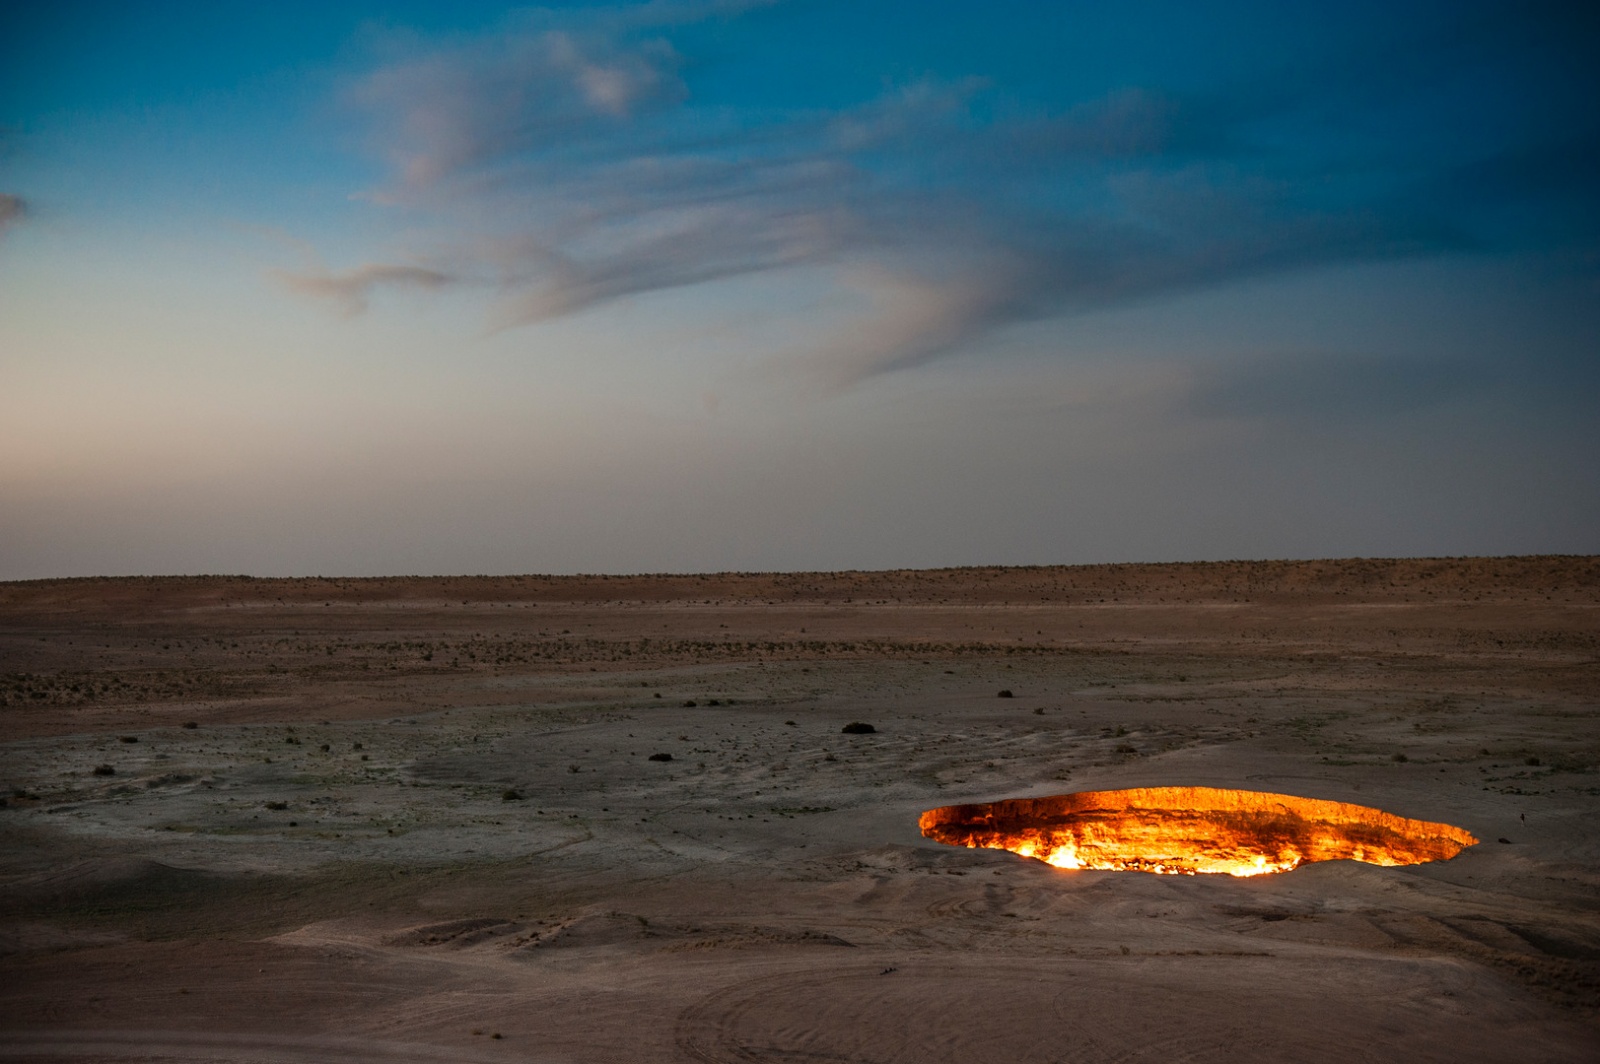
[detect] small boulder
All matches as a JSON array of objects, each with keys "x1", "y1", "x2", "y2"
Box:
[
  {"x1": 841, "y1": 722, "x2": 876, "y2": 735},
  {"x1": 648, "y1": 752, "x2": 674, "y2": 762},
  {"x1": 997, "y1": 690, "x2": 1014, "y2": 699}
]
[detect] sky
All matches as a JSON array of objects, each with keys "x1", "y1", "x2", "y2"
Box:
[{"x1": 1, "y1": 0, "x2": 1597, "y2": 579}]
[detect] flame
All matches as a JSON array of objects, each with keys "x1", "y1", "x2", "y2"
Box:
[{"x1": 919, "y1": 787, "x2": 1478, "y2": 877}]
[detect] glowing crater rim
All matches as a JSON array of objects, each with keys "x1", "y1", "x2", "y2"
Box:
[{"x1": 918, "y1": 786, "x2": 1479, "y2": 877}]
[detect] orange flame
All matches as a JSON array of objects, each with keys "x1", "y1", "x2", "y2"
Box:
[{"x1": 919, "y1": 787, "x2": 1478, "y2": 877}]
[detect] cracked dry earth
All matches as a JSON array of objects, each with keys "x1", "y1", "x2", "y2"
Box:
[{"x1": 1, "y1": 559, "x2": 1598, "y2": 1062}]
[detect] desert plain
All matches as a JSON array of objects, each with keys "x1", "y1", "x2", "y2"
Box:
[{"x1": 1, "y1": 558, "x2": 1597, "y2": 1063}]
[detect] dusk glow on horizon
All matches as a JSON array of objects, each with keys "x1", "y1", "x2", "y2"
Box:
[{"x1": 2, "y1": 1, "x2": 1597, "y2": 578}]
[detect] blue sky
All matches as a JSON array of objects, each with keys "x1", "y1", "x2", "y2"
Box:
[{"x1": 2, "y1": 1, "x2": 1597, "y2": 577}]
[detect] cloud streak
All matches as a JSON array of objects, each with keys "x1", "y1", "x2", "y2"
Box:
[
  {"x1": 0, "y1": 193, "x2": 24, "y2": 239},
  {"x1": 312, "y1": 2, "x2": 1598, "y2": 384},
  {"x1": 274, "y1": 263, "x2": 455, "y2": 316}
]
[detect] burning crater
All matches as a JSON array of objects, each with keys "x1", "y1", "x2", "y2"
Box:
[{"x1": 919, "y1": 787, "x2": 1477, "y2": 877}]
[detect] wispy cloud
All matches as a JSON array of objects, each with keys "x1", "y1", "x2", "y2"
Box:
[
  {"x1": 306, "y1": 2, "x2": 1597, "y2": 384},
  {"x1": 0, "y1": 193, "x2": 24, "y2": 239},
  {"x1": 274, "y1": 263, "x2": 455, "y2": 316},
  {"x1": 794, "y1": 265, "x2": 1024, "y2": 391},
  {"x1": 353, "y1": 21, "x2": 688, "y2": 193}
]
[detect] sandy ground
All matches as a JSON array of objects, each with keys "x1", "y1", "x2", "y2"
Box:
[{"x1": 1, "y1": 559, "x2": 1597, "y2": 1062}]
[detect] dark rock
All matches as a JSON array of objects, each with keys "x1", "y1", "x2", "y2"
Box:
[
  {"x1": 649, "y1": 752, "x2": 674, "y2": 762},
  {"x1": 91, "y1": 764, "x2": 115, "y2": 776},
  {"x1": 841, "y1": 722, "x2": 876, "y2": 734},
  {"x1": 997, "y1": 690, "x2": 1014, "y2": 698}
]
